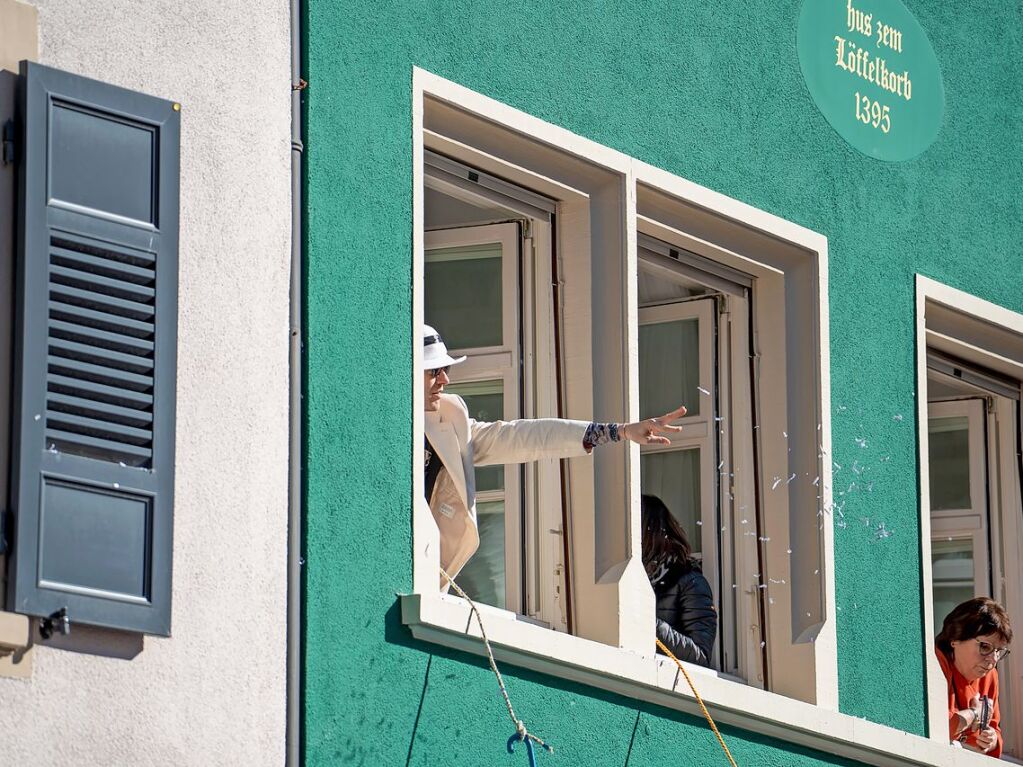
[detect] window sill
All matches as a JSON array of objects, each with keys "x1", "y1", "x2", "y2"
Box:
[{"x1": 401, "y1": 593, "x2": 987, "y2": 767}]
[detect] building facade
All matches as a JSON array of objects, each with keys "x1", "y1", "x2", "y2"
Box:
[
  {"x1": 0, "y1": 0, "x2": 292, "y2": 764},
  {"x1": 1, "y1": 1, "x2": 1021, "y2": 766},
  {"x1": 302, "y1": 1, "x2": 1023, "y2": 766}
]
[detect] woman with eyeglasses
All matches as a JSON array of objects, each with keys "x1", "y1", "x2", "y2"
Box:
[{"x1": 935, "y1": 597, "x2": 1013, "y2": 757}]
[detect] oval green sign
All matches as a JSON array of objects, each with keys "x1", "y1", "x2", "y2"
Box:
[{"x1": 798, "y1": 0, "x2": 944, "y2": 162}]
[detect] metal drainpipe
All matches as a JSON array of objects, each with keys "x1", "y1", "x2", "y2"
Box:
[{"x1": 287, "y1": 0, "x2": 304, "y2": 761}]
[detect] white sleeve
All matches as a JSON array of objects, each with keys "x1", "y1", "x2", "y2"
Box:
[{"x1": 470, "y1": 418, "x2": 590, "y2": 466}]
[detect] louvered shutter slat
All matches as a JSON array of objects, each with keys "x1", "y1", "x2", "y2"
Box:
[
  {"x1": 9, "y1": 62, "x2": 179, "y2": 636},
  {"x1": 50, "y1": 265, "x2": 156, "y2": 303},
  {"x1": 46, "y1": 354, "x2": 153, "y2": 391},
  {"x1": 47, "y1": 373, "x2": 154, "y2": 409},
  {"x1": 48, "y1": 300, "x2": 155, "y2": 337},
  {"x1": 42, "y1": 429, "x2": 153, "y2": 462},
  {"x1": 49, "y1": 320, "x2": 155, "y2": 356},
  {"x1": 50, "y1": 245, "x2": 156, "y2": 283},
  {"x1": 47, "y1": 393, "x2": 153, "y2": 428},
  {"x1": 48, "y1": 338, "x2": 154, "y2": 374},
  {"x1": 49, "y1": 283, "x2": 155, "y2": 322},
  {"x1": 45, "y1": 411, "x2": 153, "y2": 445}
]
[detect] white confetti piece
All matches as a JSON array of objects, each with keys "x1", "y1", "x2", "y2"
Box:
[
  {"x1": 697, "y1": 386, "x2": 711, "y2": 396},
  {"x1": 771, "y1": 477, "x2": 782, "y2": 490}
]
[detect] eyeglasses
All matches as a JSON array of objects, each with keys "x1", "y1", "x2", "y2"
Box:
[
  {"x1": 975, "y1": 639, "x2": 1011, "y2": 661},
  {"x1": 427, "y1": 366, "x2": 451, "y2": 378}
]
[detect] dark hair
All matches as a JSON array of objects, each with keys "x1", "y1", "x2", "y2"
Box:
[
  {"x1": 641, "y1": 494, "x2": 694, "y2": 578},
  {"x1": 936, "y1": 597, "x2": 1013, "y2": 658}
]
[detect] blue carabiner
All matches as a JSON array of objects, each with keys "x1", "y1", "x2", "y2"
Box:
[{"x1": 507, "y1": 732, "x2": 552, "y2": 767}]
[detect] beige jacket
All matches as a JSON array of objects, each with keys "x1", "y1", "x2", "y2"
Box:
[{"x1": 425, "y1": 393, "x2": 590, "y2": 585}]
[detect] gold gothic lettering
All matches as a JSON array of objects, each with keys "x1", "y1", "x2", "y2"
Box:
[{"x1": 834, "y1": 35, "x2": 912, "y2": 101}]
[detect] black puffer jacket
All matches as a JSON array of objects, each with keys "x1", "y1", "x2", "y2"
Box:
[{"x1": 652, "y1": 560, "x2": 717, "y2": 667}]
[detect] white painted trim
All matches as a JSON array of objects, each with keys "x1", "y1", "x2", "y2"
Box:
[
  {"x1": 633, "y1": 161, "x2": 837, "y2": 709},
  {"x1": 416, "y1": 69, "x2": 633, "y2": 176},
  {"x1": 411, "y1": 65, "x2": 836, "y2": 723},
  {"x1": 918, "y1": 276, "x2": 1023, "y2": 337},
  {"x1": 401, "y1": 593, "x2": 994, "y2": 767}
]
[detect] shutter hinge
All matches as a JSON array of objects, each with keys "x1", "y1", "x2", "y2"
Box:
[
  {"x1": 1, "y1": 120, "x2": 14, "y2": 166},
  {"x1": 39, "y1": 607, "x2": 71, "y2": 640}
]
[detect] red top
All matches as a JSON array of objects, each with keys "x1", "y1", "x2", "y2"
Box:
[{"x1": 936, "y1": 647, "x2": 1002, "y2": 758}]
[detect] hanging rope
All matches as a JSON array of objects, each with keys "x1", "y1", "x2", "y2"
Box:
[
  {"x1": 655, "y1": 638, "x2": 739, "y2": 767},
  {"x1": 440, "y1": 567, "x2": 553, "y2": 765}
]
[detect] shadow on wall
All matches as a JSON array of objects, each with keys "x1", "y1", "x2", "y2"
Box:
[{"x1": 35, "y1": 623, "x2": 144, "y2": 660}]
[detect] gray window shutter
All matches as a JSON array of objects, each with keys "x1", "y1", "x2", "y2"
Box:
[{"x1": 8, "y1": 62, "x2": 179, "y2": 636}]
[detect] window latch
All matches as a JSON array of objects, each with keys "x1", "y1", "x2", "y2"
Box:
[
  {"x1": 39, "y1": 607, "x2": 71, "y2": 640},
  {"x1": 1, "y1": 120, "x2": 14, "y2": 166}
]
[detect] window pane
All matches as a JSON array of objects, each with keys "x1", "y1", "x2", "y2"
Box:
[
  {"x1": 639, "y1": 319, "x2": 701, "y2": 418},
  {"x1": 455, "y1": 500, "x2": 505, "y2": 608},
  {"x1": 425, "y1": 243, "x2": 503, "y2": 349},
  {"x1": 641, "y1": 449, "x2": 702, "y2": 555},
  {"x1": 447, "y1": 380, "x2": 504, "y2": 493},
  {"x1": 931, "y1": 537, "x2": 976, "y2": 636},
  {"x1": 929, "y1": 416, "x2": 971, "y2": 511}
]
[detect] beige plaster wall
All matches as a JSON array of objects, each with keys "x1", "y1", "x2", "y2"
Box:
[{"x1": 0, "y1": 0, "x2": 292, "y2": 763}]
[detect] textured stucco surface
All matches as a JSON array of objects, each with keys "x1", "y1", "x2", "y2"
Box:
[
  {"x1": 303, "y1": 0, "x2": 1022, "y2": 764},
  {"x1": 0, "y1": 1, "x2": 292, "y2": 764}
]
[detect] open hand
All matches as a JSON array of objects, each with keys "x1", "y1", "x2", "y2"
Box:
[{"x1": 622, "y1": 405, "x2": 687, "y2": 445}]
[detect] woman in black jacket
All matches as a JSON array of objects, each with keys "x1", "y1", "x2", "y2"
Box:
[{"x1": 642, "y1": 494, "x2": 717, "y2": 667}]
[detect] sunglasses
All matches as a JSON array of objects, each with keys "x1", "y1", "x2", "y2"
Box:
[
  {"x1": 427, "y1": 366, "x2": 451, "y2": 378},
  {"x1": 975, "y1": 638, "x2": 1011, "y2": 661}
]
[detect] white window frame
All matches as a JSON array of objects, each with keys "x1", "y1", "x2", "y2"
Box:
[
  {"x1": 927, "y1": 399, "x2": 991, "y2": 611},
  {"x1": 426, "y1": 223, "x2": 524, "y2": 612},
  {"x1": 916, "y1": 275, "x2": 1023, "y2": 757},
  {"x1": 400, "y1": 68, "x2": 980, "y2": 766}
]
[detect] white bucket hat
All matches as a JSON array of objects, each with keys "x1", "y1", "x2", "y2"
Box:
[{"x1": 423, "y1": 324, "x2": 466, "y2": 370}]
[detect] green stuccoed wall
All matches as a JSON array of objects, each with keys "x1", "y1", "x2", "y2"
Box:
[{"x1": 302, "y1": 1, "x2": 1023, "y2": 763}]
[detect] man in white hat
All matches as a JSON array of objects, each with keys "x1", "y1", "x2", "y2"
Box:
[{"x1": 422, "y1": 323, "x2": 688, "y2": 587}]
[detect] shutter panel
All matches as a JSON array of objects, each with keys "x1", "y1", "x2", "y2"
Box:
[{"x1": 8, "y1": 62, "x2": 179, "y2": 636}]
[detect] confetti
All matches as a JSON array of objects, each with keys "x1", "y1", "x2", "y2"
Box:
[
  {"x1": 854, "y1": 437, "x2": 868, "y2": 449},
  {"x1": 771, "y1": 477, "x2": 782, "y2": 490},
  {"x1": 697, "y1": 386, "x2": 711, "y2": 396},
  {"x1": 892, "y1": 414, "x2": 904, "y2": 422},
  {"x1": 786, "y1": 473, "x2": 796, "y2": 484}
]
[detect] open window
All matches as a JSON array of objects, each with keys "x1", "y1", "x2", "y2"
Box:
[
  {"x1": 423, "y1": 168, "x2": 569, "y2": 629},
  {"x1": 407, "y1": 69, "x2": 836, "y2": 716},
  {"x1": 918, "y1": 278, "x2": 1023, "y2": 756}
]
